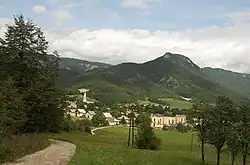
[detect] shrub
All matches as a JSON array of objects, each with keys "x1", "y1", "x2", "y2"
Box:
[
  {"x1": 176, "y1": 123, "x2": 188, "y2": 133},
  {"x1": 162, "y1": 125, "x2": 168, "y2": 131},
  {"x1": 0, "y1": 134, "x2": 50, "y2": 163},
  {"x1": 162, "y1": 124, "x2": 176, "y2": 131},
  {"x1": 61, "y1": 117, "x2": 76, "y2": 132},
  {"x1": 85, "y1": 125, "x2": 92, "y2": 134},
  {"x1": 149, "y1": 136, "x2": 162, "y2": 150},
  {"x1": 135, "y1": 113, "x2": 161, "y2": 150}
]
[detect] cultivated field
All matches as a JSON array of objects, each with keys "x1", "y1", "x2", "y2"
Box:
[{"x1": 48, "y1": 127, "x2": 247, "y2": 165}]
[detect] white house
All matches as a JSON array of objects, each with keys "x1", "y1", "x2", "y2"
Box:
[
  {"x1": 85, "y1": 111, "x2": 96, "y2": 120},
  {"x1": 67, "y1": 101, "x2": 78, "y2": 117},
  {"x1": 118, "y1": 115, "x2": 130, "y2": 123},
  {"x1": 103, "y1": 112, "x2": 120, "y2": 126},
  {"x1": 76, "y1": 109, "x2": 86, "y2": 117}
]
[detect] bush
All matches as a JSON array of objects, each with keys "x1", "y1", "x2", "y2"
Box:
[
  {"x1": 162, "y1": 124, "x2": 176, "y2": 131},
  {"x1": 135, "y1": 113, "x2": 161, "y2": 150},
  {"x1": 61, "y1": 116, "x2": 76, "y2": 132},
  {"x1": 85, "y1": 125, "x2": 92, "y2": 134},
  {"x1": 149, "y1": 136, "x2": 162, "y2": 150},
  {"x1": 61, "y1": 116, "x2": 92, "y2": 133},
  {"x1": 162, "y1": 125, "x2": 168, "y2": 131},
  {"x1": 0, "y1": 134, "x2": 50, "y2": 163},
  {"x1": 176, "y1": 123, "x2": 188, "y2": 133}
]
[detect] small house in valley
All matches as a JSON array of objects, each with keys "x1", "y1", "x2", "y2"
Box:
[
  {"x1": 118, "y1": 115, "x2": 130, "y2": 123},
  {"x1": 85, "y1": 111, "x2": 96, "y2": 120},
  {"x1": 103, "y1": 112, "x2": 120, "y2": 126}
]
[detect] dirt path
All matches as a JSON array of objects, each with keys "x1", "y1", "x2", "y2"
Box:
[
  {"x1": 2, "y1": 139, "x2": 76, "y2": 165},
  {"x1": 91, "y1": 125, "x2": 123, "y2": 135}
]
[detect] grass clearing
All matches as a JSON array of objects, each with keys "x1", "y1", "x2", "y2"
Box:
[
  {"x1": 159, "y1": 98, "x2": 193, "y2": 109},
  {"x1": 137, "y1": 100, "x2": 159, "y2": 106},
  {"x1": 0, "y1": 134, "x2": 50, "y2": 163},
  {"x1": 47, "y1": 126, "x2": 247, "y2": 165}
]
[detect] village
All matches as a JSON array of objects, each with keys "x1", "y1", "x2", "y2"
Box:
[{"x1": 66, "y1": 88, "x2": 187, "y2": 129}]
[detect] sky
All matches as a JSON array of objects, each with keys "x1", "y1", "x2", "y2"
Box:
[{"x1": 0, "y1": 0, "x2": 250, "y2": 73}]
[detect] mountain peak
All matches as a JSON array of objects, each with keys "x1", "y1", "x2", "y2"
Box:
[
  {"x1": 160, "y1": 52, "x2": 198, "y2": 69},
  {"x1": 162, "y1": 52, "x2": 173, "y2": 59}
]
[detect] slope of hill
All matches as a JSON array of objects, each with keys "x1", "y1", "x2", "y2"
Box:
[
  {"x1": 59, "y1": 57, "x2": 111, "y2": 73},
  {"x1": 70, "y1": 52, "x2": 248, "y2": 104},
  {"x1": 203, "y1": 67, "x2": 250, "y2": 99},
  {"x1": 57, "y1": 57, "x2": 112, "y2": 87}
]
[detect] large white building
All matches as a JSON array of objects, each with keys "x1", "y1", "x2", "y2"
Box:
[{"x1": 151, "y1": 114, "x2": 186, "y2": 129}]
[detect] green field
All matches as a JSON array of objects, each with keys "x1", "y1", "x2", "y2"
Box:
[
  {"x1": 159, "y1": 98, "x2": 193, "y2": 109},
  {"x1": 137, "y1": 100, "x2": 159, "y2": 106},
  {"x1": 48, "y1": 127, "x2": 246, "y2": 165}
]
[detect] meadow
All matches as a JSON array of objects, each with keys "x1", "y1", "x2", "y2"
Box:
[
  {"x1": 48, "y1": 126, "x2": 246, "y2": 165},
  {"x1": 137, "y1": 98, "x2": 193, "y2": 109},
  {"x1": 158, "y1": 98, "x2": 193, "y2": 109}
]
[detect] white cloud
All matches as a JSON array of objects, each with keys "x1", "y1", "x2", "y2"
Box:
[
  {"x1": 1, "y1": 12, "x2": 250, "y2": 73},
  {"x1": 52, "y1": 10, "x2": 72, "y2": 26},
  {"x1": 121, "y1": 0, "x2": 162, "y2": 9},
  {"x1": 32, "y1": 5, "x2": 47, "y2": 14},
  {"x1": 42, "y1": 21, "x2": 250, "y2": 73}
]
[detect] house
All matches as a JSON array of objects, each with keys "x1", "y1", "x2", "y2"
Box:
[
  {"x1": 67, "y1": 101, "x2": 78, "y2": 117},
  {"x1": 76, "y1": 109, "x2": 86, "y2": 117},
  {"x1": 67, "y1": 101, "x2": 77, "y2": 109},
  {"x1": 118, "y1": 115, "x2": 130, "y2": 123},
  {"x1": 103, "y1": 112, "x2": 120, "y2": 126},
  {"x1": 85, "y1": 111, "x2": 96, "y2": 120},
  {"x1": 151, "y1": 114, "x2": 186, "y2": 129}
]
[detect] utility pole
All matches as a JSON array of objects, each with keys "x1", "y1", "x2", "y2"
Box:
[
  {"x1": 127, "y1": 112, "x2": 131, "y2": 146},
  {"x1": 131, "y1": 112, "x2": 135, "y2": 147}
]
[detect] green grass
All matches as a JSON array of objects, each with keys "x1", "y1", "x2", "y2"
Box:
[
  {"x1": 137, "y1": 100, "x2": 159, "y2": 106},
  {"x1": 47, "y1": 127, "x2": 247, "y2": 165},
  {"x1": 0, "y1": 134, "x2": 50, "y2": 163},
  {"x1": 159, "y1": 98, "x2": 193, "y2": 109}
]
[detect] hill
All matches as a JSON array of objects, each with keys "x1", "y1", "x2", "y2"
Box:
[
  {"x1": 203, "y1": 67, "x2": 250, "y2": 99},
  {"x1": 67, "y1": 52, "x2": 248, "y2": 104},
  {"x1": 57, "y1": 57, "x2": 111, "y2": 87}
]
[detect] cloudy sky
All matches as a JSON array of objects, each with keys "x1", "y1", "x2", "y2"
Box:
[{"x1": 0, "y1": 0, "x2": 250, "y2": 73}]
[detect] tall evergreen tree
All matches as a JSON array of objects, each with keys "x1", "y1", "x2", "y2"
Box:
[{"x1": 0, "y1": 14, "x2": 65, "y2": 133}]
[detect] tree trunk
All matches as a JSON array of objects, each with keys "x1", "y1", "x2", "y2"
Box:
[
  {"x1": 201, "y1": 138, "x2": 205, "y2": 164},
  {"x1": 217, "y1": 148, "x2": 221, "y2": 165},
  {"x1": 127, "y1": 117, "x2": 131, "y2": 146},
  {"x1": 231, "y1": 154, "x2": 235, "y2": 165},
  {"x1": 243, "y1": 154, "x2": 246, "y2": 165},
  {"x1": 242, "y1": 143, "x2": 248, "y2": 165}
]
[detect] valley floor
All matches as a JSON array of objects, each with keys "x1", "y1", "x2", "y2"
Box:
[{"x1": 48, "y1": 127, "x2": 248, "y2": 165}]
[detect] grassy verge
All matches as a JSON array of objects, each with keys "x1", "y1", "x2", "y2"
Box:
[
  {"x1": 47, "y1": 126, "x2": 248, "y2": 165},
  {"x1": 0, "y1": 134, "x2": 50, "y2": 163}
]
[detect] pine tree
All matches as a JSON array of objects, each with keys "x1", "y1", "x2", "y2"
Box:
[{"x1": 0, "y1": 14, "x2": 65, "y2": 133}]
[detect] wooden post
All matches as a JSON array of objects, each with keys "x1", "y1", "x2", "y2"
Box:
[
  {"x1": 127, "y1": 114, "x2": 131, "y2": 146},
  {"x1": 132, "y1": 114, "x2": 135, "y2": 147}
]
